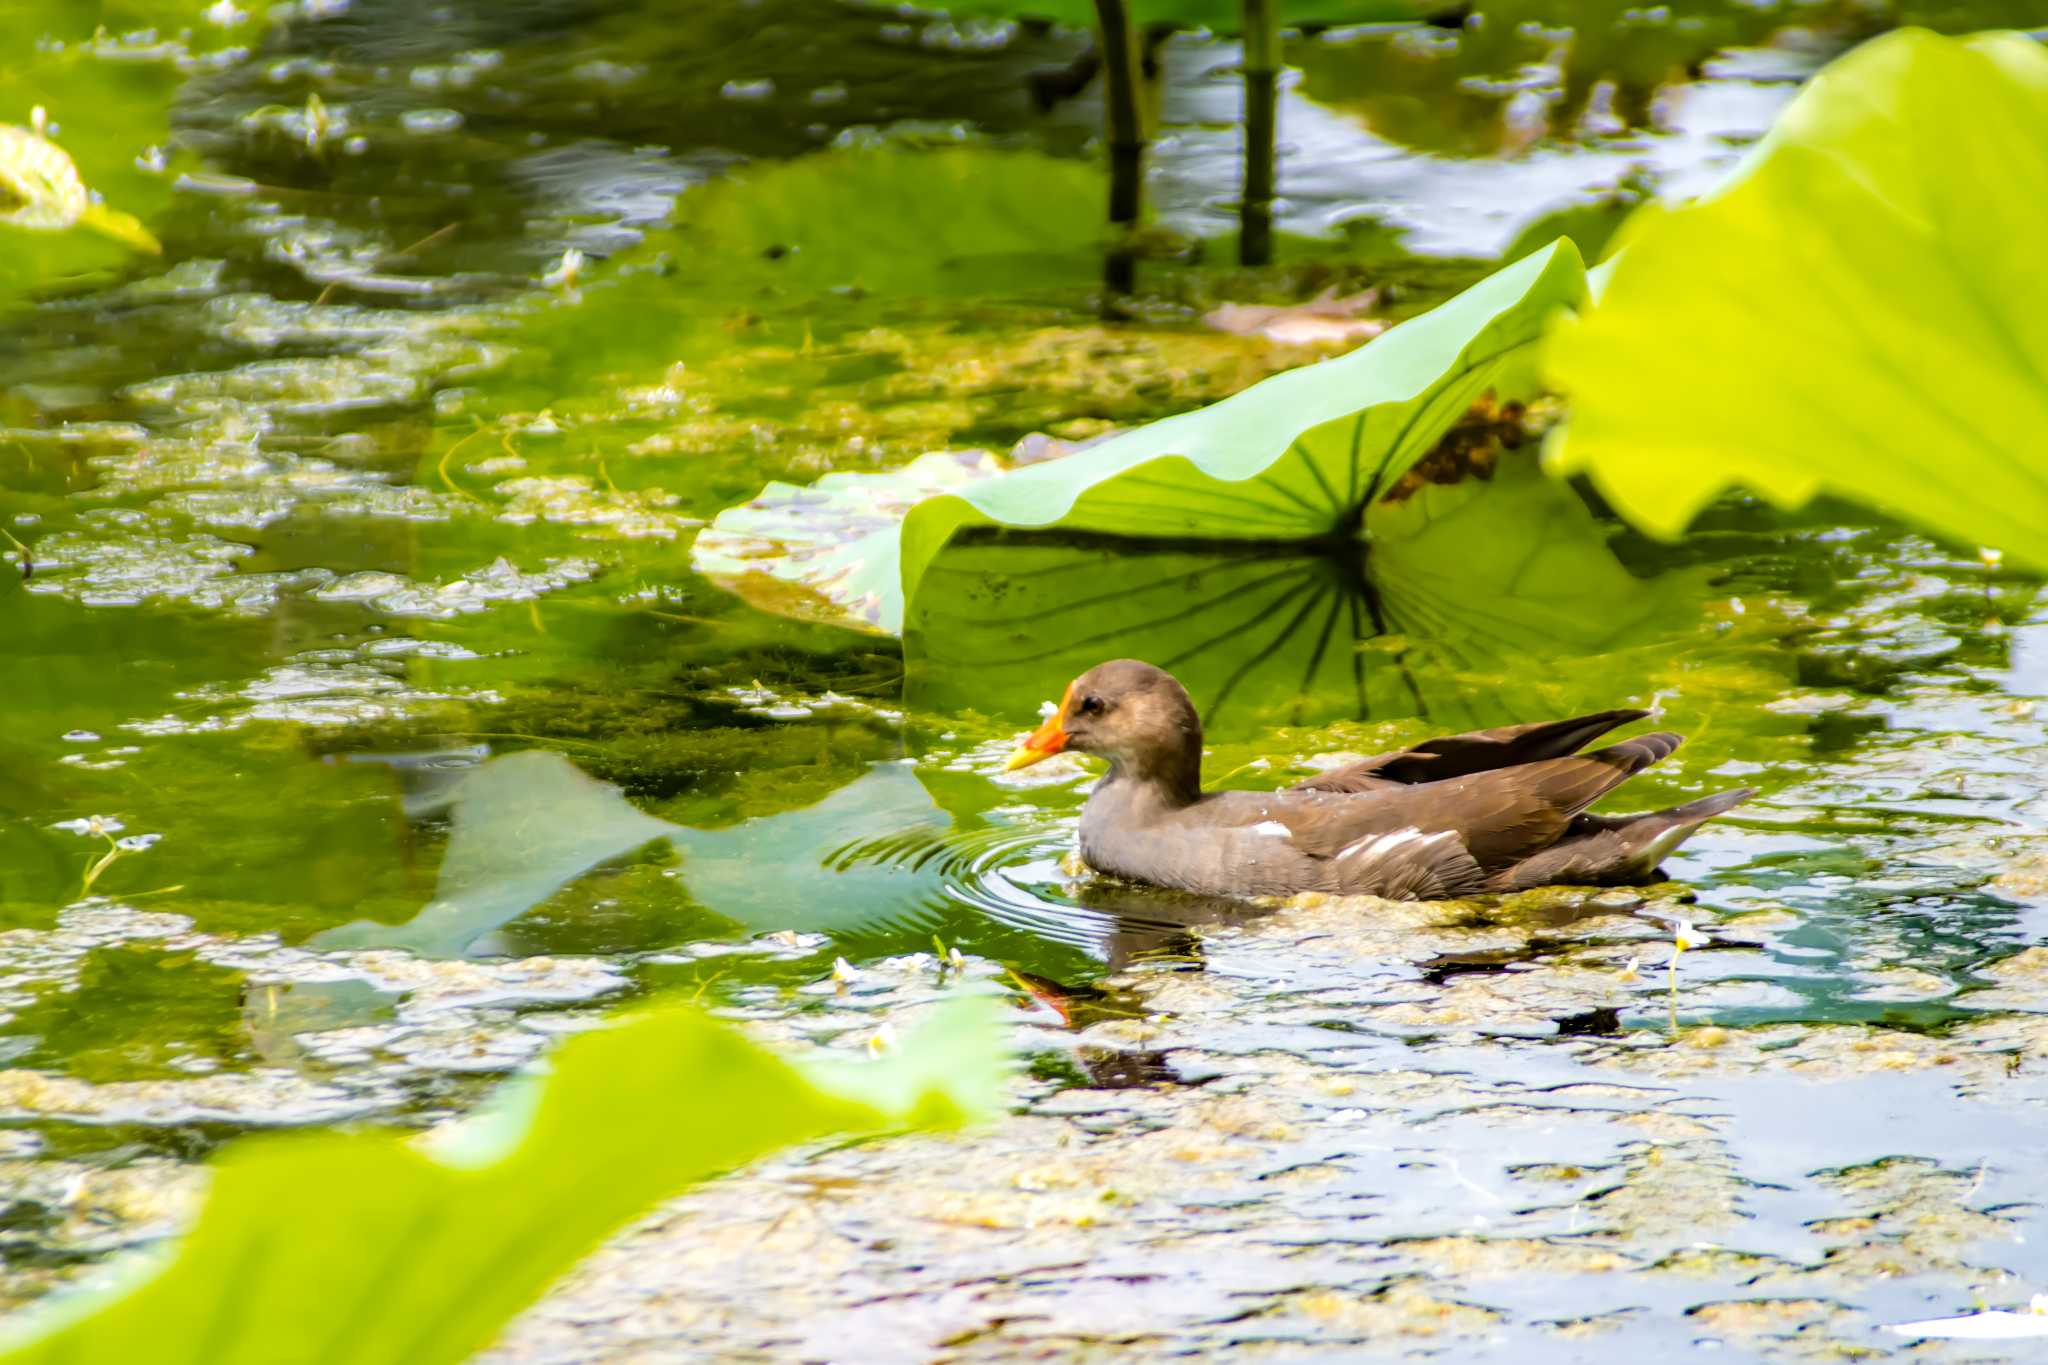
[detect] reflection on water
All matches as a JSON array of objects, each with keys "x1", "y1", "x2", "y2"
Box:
[
  {"x1": 942, "y1": 845, "x2": 1265, "y2": 970},
  {"x1": 311, "y1": 747, "x2": 1265, "y2": 972},
  {"x1": 1294, "y1": 0, "x2": 1821, "y2": 157},
  {"x1": 1290, "y1": 0, "x2": 2032, "y2": 161},
  {"x1": 241, "y1": 979, "x2": 400, "y2": 1065}
]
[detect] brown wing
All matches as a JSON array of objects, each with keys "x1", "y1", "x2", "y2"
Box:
[
  {"x1": 1289, "y1": 709, "x2": 1653, "y2": 793},
  {"x1": 1270, "y1": 732, "x2": 1683, "y2": 872},
  {"x1": 1197, "y1": 790, "x2": 1490, "y2": 898},
  {"x1": 1443, "y1": 732, "x2": 1684, "y2": 869}
]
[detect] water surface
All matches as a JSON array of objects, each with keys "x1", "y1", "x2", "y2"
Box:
[{"x1": 4, "y1": 1, "x2": 2048, "y2": 1356}]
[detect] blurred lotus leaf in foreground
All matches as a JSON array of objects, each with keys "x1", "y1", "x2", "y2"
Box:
[
  {"x1": 1545, "y1": 28, "x2": 2048, "y2": 571},
  {"x1": 0, "y1": 993, "x2": 1007, "y2": 1365}
]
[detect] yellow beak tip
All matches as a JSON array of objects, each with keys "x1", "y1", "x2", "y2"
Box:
[{"x1": 1002, "y1": 746, "x2": 1045, "y2": 773}]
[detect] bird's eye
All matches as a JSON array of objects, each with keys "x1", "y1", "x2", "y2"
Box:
[{"x1": 1078, "y1": 695, "x2": 1106, "y2": 716}]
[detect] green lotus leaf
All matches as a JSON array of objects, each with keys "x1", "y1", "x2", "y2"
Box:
[
  {"x1": 1543, "y1": 28, "x2": 2048, "y2": 570},
  {"x1": 895, "y1": 240, "x2": 1588, "y2": 628},
  {"x1": 664, "y1": 146, "x2": 1104, "y2": 302},
  {"x1": 694, "y1": 242, "x2": 1597, "y2": 722},
  {"x1": 0, "y1": 992, "x2": 1007, "y2": 1365},
  {"x1": 906, "y1": 532, "x2": 1378, "y2": 725},
  {"x1": 504, "y1": 146, "x2": 1109, "y2": 407}
]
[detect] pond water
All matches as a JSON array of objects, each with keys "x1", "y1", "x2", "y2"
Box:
[{"x1": 4, "y1": 0, "x2": 2048, "y2": 1358}]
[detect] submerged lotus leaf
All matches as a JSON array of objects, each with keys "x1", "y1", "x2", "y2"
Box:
[
  {"x1": 1544, "y1": 28, "x2": 2048, "y2": 569},
  {"x1": 0, "y1": 993, "x2": 1006, "y2": 1365},
  {"x1": 692, "y1": 243, "x2": 1666, "y2": 728},
  {"x1": 316, "y1": 752, "x2": 955, "y2": 956}
]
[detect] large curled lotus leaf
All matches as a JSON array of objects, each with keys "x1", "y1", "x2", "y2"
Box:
[
  {"x1": 1362, "y1": 450, "x2": 1696, "y2": 726},
  {"x1": 690, "y1": 243, "x2": 1589, "y2": 645},
  {"x1": 1543, "y1": 28, "x2": 2048, "y2": 570},
  {"x1": 896, "y1": 240, "x2": 1589, "y2": 629},
  {"x1": 0, "y1": 993, "x2": 1007, "y2": 1365},
  {"x1": 1368, "y1": 449, "x2": 1679, "y2": 660}
]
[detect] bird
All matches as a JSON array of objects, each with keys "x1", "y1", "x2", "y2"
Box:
[{"x1": 1001, "y1": 659, "x2": 1752, "y2": 901}]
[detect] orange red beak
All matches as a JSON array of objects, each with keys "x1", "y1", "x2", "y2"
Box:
[{"x1": 1003, "y1": 683, "x2": 1072, "y2": 772}]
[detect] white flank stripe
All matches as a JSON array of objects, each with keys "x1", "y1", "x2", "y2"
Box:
[{"x1": 1337, "y1": 828, "x2": 1452, "y2": 864}]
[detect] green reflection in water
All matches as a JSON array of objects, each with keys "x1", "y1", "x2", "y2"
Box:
[
  {"x1": 314, "y1": 753, "x2": 958, "y2": 957},
  {"x1": 7, "y1": 947, "x2": 249, "y2": 1084},
  {"x1": 1293, "y1": 0, "x2": 2035, "y2": 157}
]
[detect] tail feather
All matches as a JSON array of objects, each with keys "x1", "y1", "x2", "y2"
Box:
[
  {"x1": 1487, "y1": 785, "x2": 1755, "y2": 891},
  {"x1": 1585, "y1": 732, "x2": 1684, "y2": 774},
  {"x1": 1651, "y1": 787, "x2": 1756, "y2": 826},
  {"x1": 1452, "y1": 708, "x2": 1654, "y2": 757}
]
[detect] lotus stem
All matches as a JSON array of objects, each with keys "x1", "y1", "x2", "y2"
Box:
[
  {"x1": 1095, "y1": 0, "x2": 1145, "y2": 296},
  {"x1": 1240, "y1": 0, "x2": 1278, "y2": 266}
]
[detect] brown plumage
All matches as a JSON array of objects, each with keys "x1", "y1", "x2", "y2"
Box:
[{"x1": 1004, "y1": 659, "x2": 1753, "y2": 901}]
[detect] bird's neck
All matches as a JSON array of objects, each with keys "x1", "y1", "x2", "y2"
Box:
[{"x1": 1101, "y1": 748, "x2": 1202, "y2": 810}]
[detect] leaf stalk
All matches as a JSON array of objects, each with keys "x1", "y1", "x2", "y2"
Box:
[{"x1": 1240, "y1": 0, "x2": 1278, "y2": 266}]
